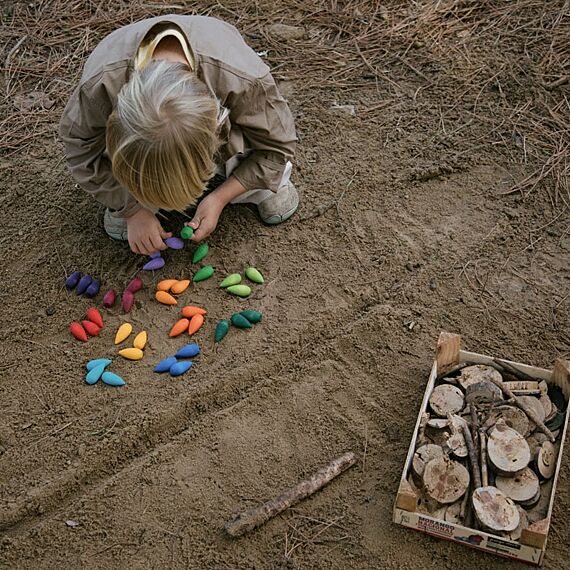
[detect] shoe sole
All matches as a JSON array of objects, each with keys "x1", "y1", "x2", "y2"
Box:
[{"x1": 262, "y1": 205, "x2": 298, "y2": 225}]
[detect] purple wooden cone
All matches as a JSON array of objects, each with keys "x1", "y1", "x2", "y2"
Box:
[
  {"x1": 164, "y1": 237, "x2": 184, "y2": 250},
  {"x1": 142, "y1": 257, "x2": 166, "y2": 271},
  {"x1": 149, "y1": 251, "x2": 162, "y2": 259}
]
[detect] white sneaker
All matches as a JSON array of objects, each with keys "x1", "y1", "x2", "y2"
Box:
[
  {"x1": 258, "y1": 181, "x2": 299, "y2": 225},
  {"x1": 104, "y1": 209, "x2": 128, "y2": 241}
]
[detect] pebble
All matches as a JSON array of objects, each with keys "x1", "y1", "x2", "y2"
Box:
[{"x1": 45, "y1": 306, "x2": 56, "y2": 316}]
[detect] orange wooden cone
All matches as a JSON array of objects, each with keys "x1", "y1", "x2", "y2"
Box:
[
  {"x1": 187, "y1": 314, "x2": 205, "y2": 336},
  {"x1": 155, "y1": 290, "x2": 177, "y2": 305},
  {"x1": 181, "y1": 305, "x2": 207, "y2": 318},
  {"x1": 171, "y1": 279, "x2": 190, "y2": 294},
  {"x1": 157, "y1": 279, "x2": 178, "y2": 292},
  {"x1": 169, "y1": 318, "x2": 190, "y2": 337}
]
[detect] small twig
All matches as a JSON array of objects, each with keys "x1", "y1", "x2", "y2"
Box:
[{"x1": 479, "y1": 430, "x2": 488, "y2": 487}]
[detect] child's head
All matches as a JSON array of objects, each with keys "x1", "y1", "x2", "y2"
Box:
[{"x1": 107, "y1": 60, "x2": 223, "y2": 211}]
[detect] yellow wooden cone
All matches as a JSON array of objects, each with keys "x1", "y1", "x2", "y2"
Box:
[
  {"x1": 133, "y1": 331, "x2": 147, "y2": 350},
  {"x1": 118, "y1": 347, "x2": 144, "y2": 361},
  {"x1": 114, "y1": 323, "x2": 132, "y2": 344}
]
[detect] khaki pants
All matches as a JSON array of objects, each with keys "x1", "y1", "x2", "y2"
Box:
[{"x1": 215, "y1": 153, "x2": 293, "y2": 206}]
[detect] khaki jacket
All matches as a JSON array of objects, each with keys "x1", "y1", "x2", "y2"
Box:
[{"x1": 59, "y1": 15, "x2": 297, "y2": 217}]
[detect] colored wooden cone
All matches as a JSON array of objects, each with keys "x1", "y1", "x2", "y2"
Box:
[
  {"x1": 170, "y1": 318, "x2": 190, "y2": 337},
  {"x1": 188, "y1": 314, "x2": 205, "y2": 335}
]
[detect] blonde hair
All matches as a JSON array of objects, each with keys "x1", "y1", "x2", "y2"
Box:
[{"x1": 107, "y1": 60, "x2": 227, "y2": 211}]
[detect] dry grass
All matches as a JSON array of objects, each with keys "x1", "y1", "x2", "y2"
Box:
[{"x1": 0, "y1": 0, "x2": 568, "y2": 203}]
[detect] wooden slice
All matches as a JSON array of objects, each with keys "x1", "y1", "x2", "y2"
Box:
[
  {"x1": 495, "y1": 468, "x2": 539, "y2": 502},
  {"x1": 518, "y1": 395, "x2": 546, "y2": 425},
  {"x1": 518, "y1": 486, "x2": 541, "y2": 508},
  {"x1": 429, "y1": 385, "x2": 465, "y2": 417},
  {"x1": 427, "y1": 418, "x2": 449, "y2": 429},
  {"x1": 472, "y1": 486, "x2": 520, "y2": 532},
  {"x1": 539, "y1": 394, "x2": 553, "y2": 420},
  {"x1": 465, "y1": 380, "x2": 503, "y2": 406},
  {"x1": 544, "y1": 402, "x2": 558, "y2": 423},
  {"x1": 536, "y1": 442, "x2": 557, "y2": 479},
  {"x1": 545, "y1": 410, "x2": 565, "y2": 432},
  {"x1": 488, "y1": 421, "x2": 531, "y2": 476},
  {"x1": 526, "y1": 433, "x2": 548, "y2": 459},
  {"x1": 502, "y1": 506, "x2": 529, "y2": 541},
  {"x1": 424, "y1": 426, "x2": 452, "y2": 446},
  {"x1": 525, "y1": 480, "x2": 552, "y2": 524},
  {"x1": 423, "y1": 457, "x2": 470, "y2": 504},
  {"x1": 412, "y1": 444, "x2": 444, "y2": 479},
  {"x1": 446, "y1": 415, "x2": 468, "y2": 458},
  {"x1": 457, "y1": 365, "x2": 503, "y2": 391},
  {"x1": 444, "y1": 500, "x2": 463, "y2": 524},
  {"x1": 484, "y1": 405, "x2": 530, "y2": 437}
]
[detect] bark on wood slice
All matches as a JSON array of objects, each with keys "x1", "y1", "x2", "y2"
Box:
[
  {"x1": 518, "y1": 395, "x2": 546, "y2": 425},
  {"x1": 465, "y1": 380, "x2": 503, "y2": 406},
  {"x1": 423, "y1": 457, "x2": 470, "y2": 504},
  {"x1": 484, "y1": 406, "x2": 530, "y2": 437},
  {"x1": 429, "y1": 385, "x2": 464, "y2": 417},
  {"x1": 412, "y1": 444, "x2": 444, "y2": 480},
  {"x1": 536, "y1": 441, "x2": 557, "y2": 479},
  {"x1": 472, "y1": 486, "x2": 520, "y2": 532},
  {"x1": 457, "y1": 365, "x2": 503, "y2": 391},
  {"x1": 444, "y1": 500, "x2": 463, "y2": 524},
  {"x1": 495, "y1": 468, "x2": 540, "y2": 503},
  {"x1": 488, "y1": 421, "x2": 531, "y2": 476}
]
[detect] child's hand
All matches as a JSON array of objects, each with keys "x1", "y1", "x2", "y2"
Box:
[
  {"x1": 126, "y1": 209, "x2": 172, "y2": 255},
  {"x1": 187, "y1": 193, "x2": 224, "y2": 242}
]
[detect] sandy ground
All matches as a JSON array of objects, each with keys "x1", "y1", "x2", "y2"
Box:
[{"x1": 1, "y1": 1, "x2": 569, "y2": 569}]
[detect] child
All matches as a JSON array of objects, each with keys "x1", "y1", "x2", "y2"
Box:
[{"x1": 60, "y1": 15, "x2": 298, "y2": 255}]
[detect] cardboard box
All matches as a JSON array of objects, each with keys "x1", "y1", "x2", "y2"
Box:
[{"x1": 393, "y1": 332, "x2": 570, "y2": 566}]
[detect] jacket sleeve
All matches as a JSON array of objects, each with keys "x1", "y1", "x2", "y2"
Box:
[
  {"x1": 59, "y1": 84, "x2": 142, "y2": 218},
  {"x1": 228, "y1": 72, "x2": 297, "y2": 192}
]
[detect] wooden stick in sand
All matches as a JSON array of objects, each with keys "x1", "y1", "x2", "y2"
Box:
[
  {"x1": 487, "y1": 377, "x2": 555, "y2": 441},
  {"x1": 224, "y1": 452, "x2": 357, "y2": 538}
]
